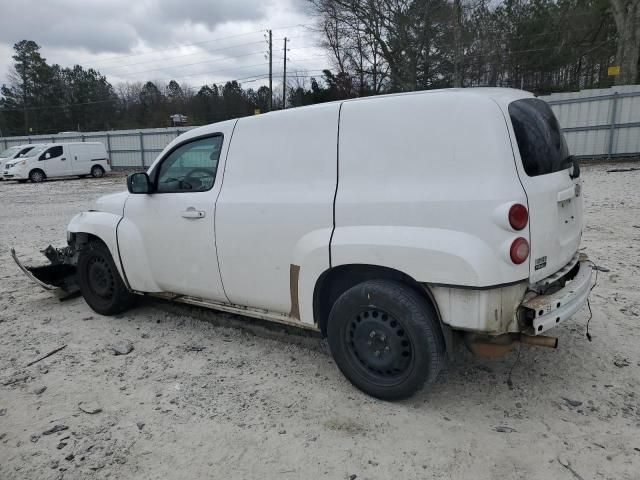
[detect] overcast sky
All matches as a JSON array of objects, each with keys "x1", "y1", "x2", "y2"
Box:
[{"x1": 0, "y1": 0, "x2": 330, "y2": 92}]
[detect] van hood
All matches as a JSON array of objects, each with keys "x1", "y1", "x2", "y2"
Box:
[{"x1": 93, "y1": 191, "x2": 129, "y2": 216}]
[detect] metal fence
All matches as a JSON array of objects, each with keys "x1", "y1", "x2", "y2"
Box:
[
  {"x1": 0, "y1": 127, "x2": 194, "y2": 169},
  {"x1": 2, "y1": 85, "x2": 639, "y2": 166},
  {"x1": 539, "y1": 85, "x2": 640, "y2": 159}
]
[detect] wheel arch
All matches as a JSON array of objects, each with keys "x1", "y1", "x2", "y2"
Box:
[
  {"x1": 67, "y1": 212, "x2": 128, "y2": 287},
  {"x1": 313, "y1": 264, "x2": 454, "y2": 355}
]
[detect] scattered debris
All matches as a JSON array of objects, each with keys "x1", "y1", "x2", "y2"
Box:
[
  {"x1": 562, "y1": 397, "x2": 583, "y2": 408},
  {"x1": 78, "y1": 401, "x2": 102, "y2": 415},
  {"x1": 136, "y1": 422, "x2": 145, "y2": 431},
  {"x1": 278, "y1": 429, "x2": 287, "y2": 434},
  {"x1": 607, "y1": 167, "x2": 640, "y2": 173},
  {"x1": 65, "y1": 453, "x2": 75, "y2": 461},
  {"x1": 557, "y1": 456, "x2": 585, "y2": 480},
  {"x1": 33, "y1": 386, "x2": 47, "y2": 395},
  {"x1": 613, "y1": 358, "x2": 630, "y2": 368},
  {"x1": 349, "y1": 475, "x2": 357, "y2": 480},
  {"x1": 30, "y1": 434, "x2": 40, "y2": 443},
  {"x1": 184, "y1": 345, "x2": 206, "y2": 352},
  {"x1": 57, "y1": 442, "x2": 67, "y2": 449},
  {"x1": 108, "y1": 341, "x2": 134, "y2": 356},
  {"x1": 25, "y1": 345, "x2": 67, "y2": 367},
  {"x1": 0, "y1": 409, "x2": 6, "y2": 416},
  {"x1": 42, "y1": 425, "x2": 68, "y2": 435},
  {"x1": 2, "y1": 374, "x2": 29, "y2": 386},
  {"x1": 493, "y1": 425, "x2": 517, "y2": 433}
]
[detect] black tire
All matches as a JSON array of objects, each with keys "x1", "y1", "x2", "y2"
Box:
[
  {"x1": 91, "y1": 165, "x2": 105, "y2": 178},
  {"x1": 77, "y1": 240, "x2": 136, "y2": 315},
  {"x1": 327, "y1": 280, "x2": 445, "y2": 400},
  {"x1": 29, "y1": 169, "x2": 45, "y2": 183}
]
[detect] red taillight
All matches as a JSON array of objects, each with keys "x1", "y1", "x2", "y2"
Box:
[
  {"x1": 508, "y1": 203, "x2": 528, "y2": 230},
  {"x1": 510, "y1": 237, "x2": 530, "y2": 264}
]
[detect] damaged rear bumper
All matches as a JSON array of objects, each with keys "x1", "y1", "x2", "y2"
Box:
[
  {"x1": 520, "y1": 255, "x2": 593, "y2": 335},
  {"x1": 11, "y1": 246, "x2": 79, "y2": 299}
]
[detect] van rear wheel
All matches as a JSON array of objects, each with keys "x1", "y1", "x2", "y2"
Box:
[
  {"x1": 327, "y1": 280, "x2": 445, "y2": 400},
  {"x1": 91, "y1": 165, "x2": 105, "y2": 178},
  {"x1": 77, "y1": 240, "x2": 136, "y2": 315}
]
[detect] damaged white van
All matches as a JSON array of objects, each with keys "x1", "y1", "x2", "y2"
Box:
[{"x1": 13, "y1": 88, "x2": 594, "y2": 399}]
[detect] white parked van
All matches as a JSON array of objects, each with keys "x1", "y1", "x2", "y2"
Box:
[
  {"x1": 0, "y1": 144, "x2": 37, "y2": 179},
  {"x1": 3, "y1": 142, "x2": 110, "y2": 182},
  {"x1": 14, "y1": 88, "x2": 593, "y2": 399}
]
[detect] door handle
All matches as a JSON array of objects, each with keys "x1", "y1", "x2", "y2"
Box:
[
  {"x1": 181, "y1": 207, "x2": 206, "y2": 219},
  {"x1": 60, "y1": 157, "x2": 66, "y2": 161}
]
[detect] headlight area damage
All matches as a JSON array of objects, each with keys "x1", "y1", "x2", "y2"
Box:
[{"x1": 11, "y1": 245, "x2": 80, "y2": 300}]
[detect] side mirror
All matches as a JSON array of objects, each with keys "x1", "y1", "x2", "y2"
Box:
[
  {"x1": 45, "y1": 152, "x2": 51, "y2": 159},
  {"x1": 127, "y1": 172, "x2": 152, "y2": 194}
]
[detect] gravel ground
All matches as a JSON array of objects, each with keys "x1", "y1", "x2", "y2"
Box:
[{"x1": 0, "y1": 165, "x2": 639, "y2": 480}]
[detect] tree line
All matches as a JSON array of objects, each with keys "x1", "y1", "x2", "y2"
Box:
[{"x1": 0, "y1": 0, "x2": 637, "y2": 136}]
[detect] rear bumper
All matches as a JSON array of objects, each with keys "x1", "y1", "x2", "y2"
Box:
[{"x1": 521, "y1": 257, "x2": 593, "y2": 335}]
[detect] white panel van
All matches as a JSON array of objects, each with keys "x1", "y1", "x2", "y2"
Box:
[
  {"x1": 0, "y1": 144, "x2": 37, "y2": 178},
  {"x1": 13, "y1": 88, "x2": 594, "y2": 400},
  {"x1": 3, "y1": 142, "x2": 110, "y2": 182}
]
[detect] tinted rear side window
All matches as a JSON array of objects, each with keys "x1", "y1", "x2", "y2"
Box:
[{"x1": 509, "y1": 98, "x2": 569, "y2": 177}]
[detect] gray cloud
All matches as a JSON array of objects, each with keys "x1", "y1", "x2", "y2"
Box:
[{"x1": 0, "y1": 0, "x2": 326, "y2": 89}]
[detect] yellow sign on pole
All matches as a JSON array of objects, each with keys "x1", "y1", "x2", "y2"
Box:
[{"x1": 608, "y1": 66, "x2": 621, "y2": 76}]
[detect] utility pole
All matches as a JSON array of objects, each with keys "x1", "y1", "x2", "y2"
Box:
[
  {"x1": 283, "y1": 37, "x2": 288, "y2": 109},
  {"x1": 268, "y1": 30, "x2": 273, "y2": 112},
  {"x1": 452, "y1": 0, "x2": 463, "y2": 88}
]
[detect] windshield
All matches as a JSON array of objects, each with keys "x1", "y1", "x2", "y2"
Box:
[
  {"x1": 20, "y1": 145, "x2": 47, "y2": 158},
  {"x1": 509, "y1": 98, "x2": 570, "y2": 177},
  {"x1": 0, "y1": 146, "x2": 21, "y2": 158}
]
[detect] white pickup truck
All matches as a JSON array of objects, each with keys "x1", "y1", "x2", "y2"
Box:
[{"x1": 14, "y1": 88, "x2": 594, "y2": 399}]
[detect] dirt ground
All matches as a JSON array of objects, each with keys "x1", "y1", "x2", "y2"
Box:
[{"x1": 0, "y1": 165, "x2": 639, "y2": 480}]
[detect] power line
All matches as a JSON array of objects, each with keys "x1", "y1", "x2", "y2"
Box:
[
  {"x1": 97, "y1": 41, "x2": 266, "y2": 72},
  {"x1": 72, "y1": 23, "x2": 314, "y2": 68},
  {"x1": 103, "y1": 50, "x2": 268, "y2": 78}
]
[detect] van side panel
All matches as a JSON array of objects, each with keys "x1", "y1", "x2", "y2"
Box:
[
  {"x1": 215, "y1": 103, "x2": 340, "y2": 321},
  {"x1": 333, "y1": 91, "x2": 529, "y2": 287},
  {"x1": 69, "y1": 143, "x2": 109, "y2": 175}
]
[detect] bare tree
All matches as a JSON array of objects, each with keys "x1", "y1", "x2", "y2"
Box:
[{"x1": 610, "y1": 0, "x2": 640, "y2": 85}]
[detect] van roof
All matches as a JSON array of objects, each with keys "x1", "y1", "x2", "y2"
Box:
[
  {"x1": 167, "y1": 87, "x2": 534, "y2": 157},
  {"x1": 263, "y1": 87, "x2": 533, "y2": 115},
  {"x1": 23, "y1": 142, "x2": 105, "y2": 148}
]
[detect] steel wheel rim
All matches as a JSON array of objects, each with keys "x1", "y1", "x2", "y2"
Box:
[
  {"x1": 345, "y1": 308, "x2": 414, "y2": 386},
  {"x1": 32, "y1": 172, "x2": 43, "y2": 182},
  {"x1": 93, "y1": 168, "x2": 103, "y2": 177},
  {"x1": 87, "y1": 256, "x2": 115, "y2": 300}
]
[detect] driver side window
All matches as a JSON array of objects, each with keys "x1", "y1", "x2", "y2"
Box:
[
  {"x1": 40, "y1": 146, "x2": 63, "y2": 161},
  {"x1": 155, "y1": 135, "x2": 223, "y2": 193}
]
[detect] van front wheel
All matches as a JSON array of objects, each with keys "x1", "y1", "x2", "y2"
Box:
[
  {"x1": 327, "y1": 280, "x2": 445, "y2": 400},
  {"x1": 29, "y1": 169, "x2": 45, "y2": 183},
  {"x1": 77, "y1": 240, "x2": 136, "y2": 315}
]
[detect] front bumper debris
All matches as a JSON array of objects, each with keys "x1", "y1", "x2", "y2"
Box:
[
  {"x1": 11, "y1": 245, "x2": 79, "y2": 300},
  {"x1": 521, "y1": 255, "x2": 593, "y2": 335}
]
